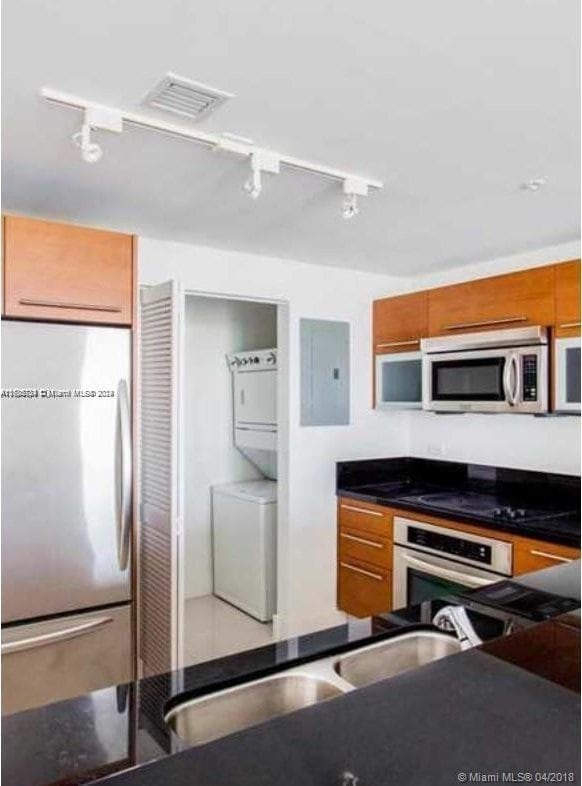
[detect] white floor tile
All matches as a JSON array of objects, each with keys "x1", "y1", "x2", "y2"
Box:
[{"x1": 183, "y1": 594, "x2": 275, "y2": 666}]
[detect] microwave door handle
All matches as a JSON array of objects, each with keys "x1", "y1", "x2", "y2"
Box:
[
  {"x1": 502, "y1": 354, "x2": 519, "y2": 406},
  {"x1": 502, "y1": 356, "x2": 513, "y2": 405},
  {"x1": 400, "y1": 552, "x2": 494, "y2": 588},
  {"x1": 511, "y1": 353, "x2": 521, "y2": 405}
]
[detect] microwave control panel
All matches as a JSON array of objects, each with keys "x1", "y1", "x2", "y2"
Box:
[{"x1": 522, "y1": 355, "x2": 538, "y2": 401}]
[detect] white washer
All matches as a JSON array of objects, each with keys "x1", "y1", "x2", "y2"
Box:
[{"x1": 212, "y1": 480, "x2": 277, "y2": 622}]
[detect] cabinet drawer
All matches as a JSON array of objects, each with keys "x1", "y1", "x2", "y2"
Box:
[
  {"x1": 513, "y1": 538, "x2": 580, "y2": 576},
  {"x1": 338, "y1": 558, "x2": 392, "y2": 618},
  {"x1": 339, "y1": 527, "x2": 392, "y2": 569},
  {"x1": 338, "y1": 498, "x2": 392, "y2": 538},
  {"x1": 427, "y1": 265, "x2": 555, "y2": 337},
  {"x1": 3, "y1": 216, "x2": 134, "y2": 325}
]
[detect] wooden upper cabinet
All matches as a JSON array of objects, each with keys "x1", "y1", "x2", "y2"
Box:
[
  {"x1": 3, "y1": 215, "x2": 133, "y2": 326},
  {"x1": 373, "y1": 291, "x2": 428, "y2": 353},
  {"x1": 554, "y1": 260, "x2": 581, "y2": 337},
  {"x1": 427, "y1": 266, "x2": 555, "y2": 337}
]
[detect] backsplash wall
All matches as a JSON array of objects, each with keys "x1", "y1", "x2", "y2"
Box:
[{"x1": 408, "y1": 411, "x2": 581, "y2": 476}]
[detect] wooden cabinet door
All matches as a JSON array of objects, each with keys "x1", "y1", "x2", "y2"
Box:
[
  {"x1": 338, "y1": 558, "x2": 392, "y2": 617},
  {"x1": 427, "y1": 266, "x2": 555, "y2": 336},
  {"x1": 373, "y1": 291, "x2": 427, "y2": 353},
  {"x1": 555, "y1": 260, "x2": 581, "y2": 337},
  {"x1": 3, "y1": 216, "x2": 133, "y2": 325},
  {"x1": 513, "y1": 537, "x2": 580, "y2": 576}
]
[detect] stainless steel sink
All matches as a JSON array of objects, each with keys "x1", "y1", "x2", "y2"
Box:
[
  {"x1": 333, "y1": 631, "x2": 462, "y2": 688},
  {"x1": 167, "y1": 631, "x2": 463, "y2": 747},
  {"x1": 166, "y1": 671, "x2": 347, "y2": 746}
]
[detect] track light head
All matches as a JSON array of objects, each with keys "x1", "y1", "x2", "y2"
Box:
[
  {"x1": 72, "y1": 123, "x2": 103, "y2": 164},
  {"x1": 243, "y1": 167, "x2": 262, "y2": 199},
  {"x1": 242, "y1": 150, "x2": 280, "y2": 200},
  {"x1": 341, "y1": 177, "x2": 368, "y2": 220},
  {"x1": 342, "y1": 192, "x2": 359, "y2": 220}
]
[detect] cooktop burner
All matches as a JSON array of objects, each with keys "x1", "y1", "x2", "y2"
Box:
[{"x1": 395, "y1": 490, "x2": 576, "y2": 524}]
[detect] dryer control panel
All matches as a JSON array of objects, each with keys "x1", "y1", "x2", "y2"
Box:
[{"x1": 227, "y1": 348, "x2": 277, "y2": 371}]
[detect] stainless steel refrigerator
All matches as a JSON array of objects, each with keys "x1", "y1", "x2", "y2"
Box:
[{"x1": 1, "y1": 320, "x2": 133, "y2": 714}]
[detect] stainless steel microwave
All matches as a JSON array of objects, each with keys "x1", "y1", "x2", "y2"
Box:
[{"x1": 421, "y1": 326, "x2": 548, "y2": 414}]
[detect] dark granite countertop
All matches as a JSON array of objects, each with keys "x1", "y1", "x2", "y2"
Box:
[
  {"x1": 2, "y1": 561, "x2": 580, "y2": 786},
  {"x1": 85, "y1": 650, "x2": 581, "y2": 786},
  {"x1": 337, "y1": 457, "x2": 581, "y2": 547}
]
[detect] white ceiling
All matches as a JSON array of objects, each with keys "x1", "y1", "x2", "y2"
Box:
[{"x1": 2, "y1": 0, "x2": 580, "y2": 276}]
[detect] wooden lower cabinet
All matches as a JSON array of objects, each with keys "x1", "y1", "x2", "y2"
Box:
[
  {"x1": 338, "y1": 558, "x2": 392, "y2": 618},
  {"x1": 337, "y1": 496, "x2": 580, "y2": 617},
  {"x1": 513, "y1": 537, "x2": 580, "y2": 576}
]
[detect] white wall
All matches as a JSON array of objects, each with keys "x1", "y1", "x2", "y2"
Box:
[
  {"x1": 407, "y1": 240, "x2": 582, "y2": 475},
  {"x1": 183, "y1": 296, "x2": 277, "y2": 599},
  {"x1": 139, "y1": 237, "x2": 409, "y2": 636}
]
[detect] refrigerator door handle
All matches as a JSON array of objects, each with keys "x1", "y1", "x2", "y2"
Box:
[
  {"x1": 1, "y1": 616, "x2": 113, "y2": 655},
  {"x1": 117, "y1": 379, "x2": 132, "y2": 571}
]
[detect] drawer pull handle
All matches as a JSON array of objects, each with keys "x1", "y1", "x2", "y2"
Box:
[
  {"x1": 376, "y1": 340, "x2": 420, "y2": 349},
  {"x1": 340, "y1": 562, "x2": 383, "y2": 581},
  {"x1": 340, "y1": 504, "x2": 383, "y2": 518},
  {"x1": 1, "y1": 616, "x2": 113, "y2": 655},
  {"x1": 559, "y1": 322, "x2": 581, "y2": 329},
  {"x1": 19, "y1": 298, "x2": 122, "y2": 313},
  {"x1": 529, "y1": 550, "x2": 572, "y2": 564},
  {"x1": 340, "y1": 533, "x2": 384, "y2": 549},
  {"x1": 444, "y1": 316, "x2": 527, "y2": 331}
]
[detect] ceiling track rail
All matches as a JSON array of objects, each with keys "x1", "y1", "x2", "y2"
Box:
[{"x1": 41, "y1": 88, "x2": 383, "y2": 202}]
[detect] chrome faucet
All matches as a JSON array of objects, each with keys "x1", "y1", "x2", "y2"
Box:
[{"x1": 432, "y1": 605, "x2": 482, "y2": 650}]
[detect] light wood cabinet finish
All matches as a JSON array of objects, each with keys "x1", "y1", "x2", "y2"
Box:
[
  {"x1": 512, "y1": 536, "x2": 580, "y2": 576},
  {"x1": 337, "y1": 497, "x2": 394, "y2": 616},
  {"x1": 338, "y1": 558, "x2": 392, "y2": 618},
  {"x1": 373, "y1": 291, "x2": 427, "y2": 353},
  {"x1": 427, "y1": 266, "x2": 555, "y2": 337},
  {"x1": 3, "y1": 215, "x2": 134, "y2": 325},
  {"x1": 339, "y1": 527, "x2": 392, "y2": 569},
  {"x1": 554, "y1": 260, "x2": 581, "y2": 338},
  {"x1": 338, "y1": 498, "x2": 393, "y2": 538}
]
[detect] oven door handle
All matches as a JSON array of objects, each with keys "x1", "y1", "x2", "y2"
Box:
[{"x1": 400, "y1": 552, "x2": 495, "y2": 588}]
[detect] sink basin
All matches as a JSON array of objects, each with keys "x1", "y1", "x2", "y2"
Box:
[
  {"x1": 334, "y1": 631, "x2": 462, "y2": 688},
  {"x1": 166, "y1": 672, "x2": 346, "y2": 746}
]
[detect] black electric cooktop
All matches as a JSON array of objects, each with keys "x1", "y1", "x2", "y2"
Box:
[{"x1": 393, "y1": 490, "x2": 577, "y2": 526}]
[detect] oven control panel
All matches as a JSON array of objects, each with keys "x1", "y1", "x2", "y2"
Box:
[{"x1": 408, "y1": 526, "x2": 492, "y2": 565}]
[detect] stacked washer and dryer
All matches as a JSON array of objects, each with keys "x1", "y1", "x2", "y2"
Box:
[{"x1": 211, "y1": 349, "x2": 278, "y2": 623}]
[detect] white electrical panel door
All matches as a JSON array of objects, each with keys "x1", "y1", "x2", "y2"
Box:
[
  {"x1": 234, "y1": 370, "x2": 277, "y2": 427},
  {"x1": 139, "y1": 280, "x2": 185, "y2": 679}
]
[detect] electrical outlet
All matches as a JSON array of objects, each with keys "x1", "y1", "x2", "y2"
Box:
[{"x1": 428, "y1": 442, "x2": 445, "y2": 457}]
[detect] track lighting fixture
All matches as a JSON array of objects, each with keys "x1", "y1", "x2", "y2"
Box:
[
  {"x1": 342, "y1": 192, "x2": 359, "y2": 220},
  {"x1": 72, "y1": 123, "x2": 103, "y2": 163},
  {"x1": 242, "y1": 151, "x2": 280, "y2": 200},
  {"x1": 342, "y1": 178, "x2": 369, "y2": 220},
  {"x1": 70, "y1": 105, "x2": 123, "y2": 164},
  {"x1": 43, "y1": 88, "x2": 383, "y2": 210},
  {"x1": 243, "y1": 162, "x2": 263, "y2": 199}
]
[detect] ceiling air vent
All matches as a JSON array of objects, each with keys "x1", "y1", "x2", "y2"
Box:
[{"x1": 142, "y1": 73, "x2": 234, "y2": 121}]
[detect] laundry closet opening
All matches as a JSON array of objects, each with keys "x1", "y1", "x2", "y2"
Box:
[{"x1": 183, "y1": 294, "x2": 279, "y2": 667}]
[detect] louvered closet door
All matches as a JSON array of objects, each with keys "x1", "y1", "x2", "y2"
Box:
[{"x1": 139, "y1": 281, "x2": 184, "y2": 678}]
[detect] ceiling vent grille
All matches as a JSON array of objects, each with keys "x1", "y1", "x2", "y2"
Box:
[{"x1": 142, "y1": 73, "x2": 233, "y2": 121}]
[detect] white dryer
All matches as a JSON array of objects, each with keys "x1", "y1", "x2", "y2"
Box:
[
  {"x1": 212, "y1": 480, "x2": 277, "y2": 622},
  {"x1": 227, "y1": 349, "x2": 277, "y2": 479}
]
